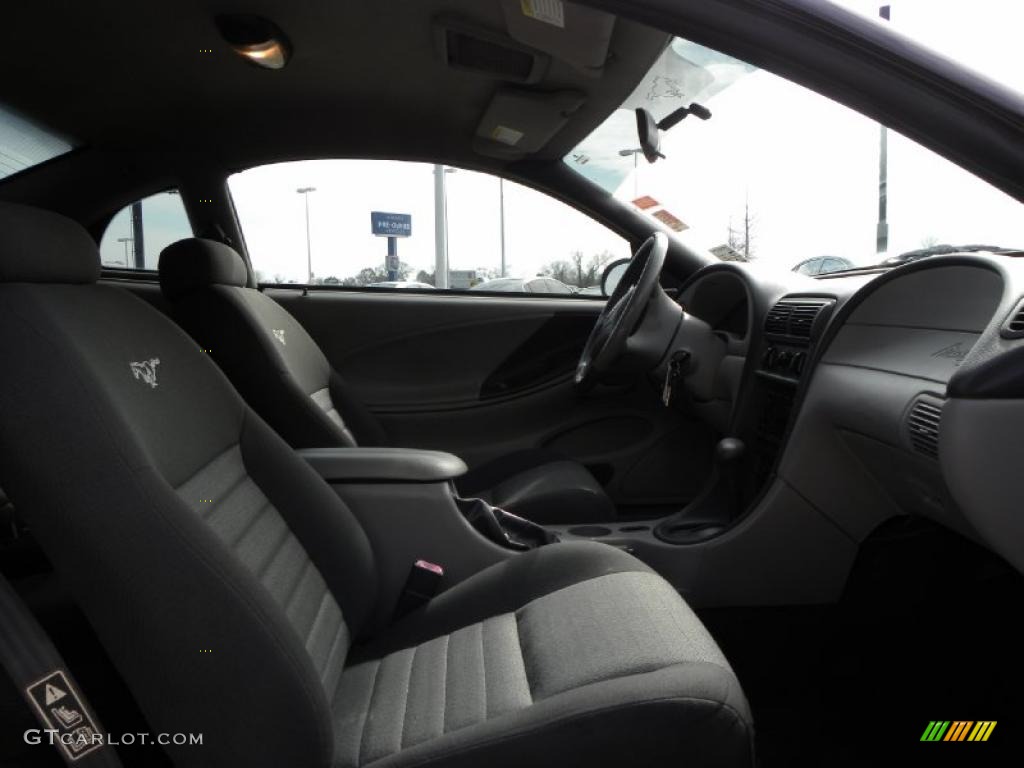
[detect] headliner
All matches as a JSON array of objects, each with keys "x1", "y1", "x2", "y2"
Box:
[{"x1": 2, "y1": 0, "x2": 667, "y2": 173}]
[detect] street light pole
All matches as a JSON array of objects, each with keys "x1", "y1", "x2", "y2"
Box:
[
  {"x1": 130, "y1": 201, "x2": 145, "y2": 268},
  {"x1": 633, "y1": 152, "x2": 638, "y2": 199},
  {"x1": 117, "y1": 237, "x2": 132, "y2": 264},
  {"x1": 618, "y1": 148, "x2": 643, "y2": 200},
  {"x1": 433, "y1": 165, "x2": 455, "y2": 288},
  {"x1": 499, "y1": 177, "x2": 506, "y2": 277},
  {"x1": 296, "y1": 187, "x2": 316, "y2": 283},
  {"x1": 876, "y1": 4, "x2": 891, "y2": 255}
]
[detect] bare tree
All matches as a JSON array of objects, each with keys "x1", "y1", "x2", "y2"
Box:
[
  {"x1": 571, "y1": 250, "x2": 585, "y2": 287},
  {"x1": 543, "y1": 250, "x2": 616, "y2": 288},
  {"x1": 341, "y1": 262, "x2": 412, "y2": 286},
  {"x1": 726, "y1": 196, "x2": 757, "y2": 261},
  {"x1": 542, "y1": 259, "x2": 575, "y2": 285}
]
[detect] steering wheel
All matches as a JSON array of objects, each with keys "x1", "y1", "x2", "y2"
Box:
[{"x1": 575, "y1": 232, "x2": 668, "y2": 389}]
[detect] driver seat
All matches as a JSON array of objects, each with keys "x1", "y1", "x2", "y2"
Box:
[{"x1": 158, "y1": 238, "x2": 615, "y2": 525}]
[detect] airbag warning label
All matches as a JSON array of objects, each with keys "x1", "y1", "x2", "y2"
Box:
[{"x1": 26, "y1": 670, "x2": 104, "y2": 762}]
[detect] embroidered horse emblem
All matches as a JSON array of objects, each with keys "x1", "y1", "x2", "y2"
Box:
[{"x1": 129, "y1": 358, "x2": 161, "y2": 388}]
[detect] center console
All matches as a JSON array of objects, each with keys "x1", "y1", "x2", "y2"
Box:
[
  {"x1": 636, "y1": 295, "x2": 837, "y2": 546},
  {"x1": 752, "y1": 296, "x2": 835, "y2": 486},
  {"x1": 298, "y1": 446, "x2": 554, "y2": 631}
]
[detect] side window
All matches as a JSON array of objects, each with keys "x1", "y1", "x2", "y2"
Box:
[
  {"x1": 99, "y1": 190, "x2": 192, "y2": 270},
  {"x1": 228, "y1": 160, "x2": 630, "y2": 294}
]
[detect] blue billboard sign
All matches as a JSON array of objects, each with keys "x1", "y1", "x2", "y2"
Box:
[{"x1": 371, "y1": 211, "x2": 412, "y2": 238}]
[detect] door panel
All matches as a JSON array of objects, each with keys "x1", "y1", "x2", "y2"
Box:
[
  {"x1": 267, "y1": 289, "x2": 590, "y2": 408},
  {"x1": 269, "y1": 288, "x2": 714, "y2": 511}
]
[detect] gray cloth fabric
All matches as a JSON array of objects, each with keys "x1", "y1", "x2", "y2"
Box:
[
  {"x1": 0, "y1": 207, "x2": 753, "y2": 767},
  {"x1": 334, "y1": 613, "x2": 532, "y2": 767},
  {"x1": 340, "y1": 563, "x2": 752, "y2": 768},
  {"x1": 312, "y1": 386, "x2": 359, "y2": 446},
  {"x1": 0, "y1": 282, "x2": 341, "y2": 767},
  {"x1": 176, "y1": 444, "x2": 350, "y2": 696},
  {"x1": 165, "y1": 279, "x2": 368, "y2": 450},
  {"x1": 0, "y1": 201, "x2": 100, "y2": 284},
  {"x1": 516, "y1": 571, "x2": 726, "y2": 698},
  {"x1": 158, "y1": 237, "x2": 248, "y2": 300}
]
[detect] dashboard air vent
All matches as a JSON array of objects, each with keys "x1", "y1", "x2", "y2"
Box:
[
  {"x1": 907, "y1": 397, "x2": 943, "y2": 459},
  {"x1": 1000, "y1": 298, "x2": 1024, "y2": 339},
  {"x1": 765, "y1": 303, "x2": 791, "y2": 336},
  {"x1": 764, "y1": 298, "x2": 832, "y2": 340}
]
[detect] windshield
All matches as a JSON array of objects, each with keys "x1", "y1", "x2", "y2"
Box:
[{"x1": 565, "y1": 36, "x2": 1024, "y2": 272}]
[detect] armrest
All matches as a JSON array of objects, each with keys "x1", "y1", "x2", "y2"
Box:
[{"x1": 297, "y1": 447, "x2": 468, "y2": 483}]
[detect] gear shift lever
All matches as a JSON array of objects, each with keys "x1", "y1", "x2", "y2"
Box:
[
  {"x1": 716, "y1": 436, "x2": 745, "y2": 464},
  {"x1": 715, "y1": 437, "x2": 745, "y2": 515},
  {"x1": 653, "y1": 437, "x2": 746, "y2": 544}
]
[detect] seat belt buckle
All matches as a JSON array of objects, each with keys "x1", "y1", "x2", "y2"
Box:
[{"x1": 393, "y1": 560, "x2": 444, "y2": 621}]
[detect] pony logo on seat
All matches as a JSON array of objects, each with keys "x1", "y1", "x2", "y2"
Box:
[
  {"x1": 272, "y1": 329, "x2": 286, "y2": 346},
  {"x1": 129, "y1": 358, "x2": 161, "y2": 388}
]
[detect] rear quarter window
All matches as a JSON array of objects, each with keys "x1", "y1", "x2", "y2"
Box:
[{"x1": 99, "y1": 191, "x2": 192, "y2": 270}]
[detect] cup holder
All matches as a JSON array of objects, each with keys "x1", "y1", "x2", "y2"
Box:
[
  {"x1": 654, "y1": 520, "x2": 726, "y2": 544},
  {"x1": 568, "y1": 525, "x2": 612, "y2": 538}
]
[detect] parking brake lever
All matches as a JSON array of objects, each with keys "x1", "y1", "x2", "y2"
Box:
[{"x1": 457, "y1": 497, "x2": 557, "y2": 550}]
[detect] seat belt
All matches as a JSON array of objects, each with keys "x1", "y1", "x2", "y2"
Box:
[{"x1": 0, "y1": 572, "x2": 122, "y2": 767}]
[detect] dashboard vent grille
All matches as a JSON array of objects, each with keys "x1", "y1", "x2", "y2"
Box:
[
  {"x1": 907, "y1": 397, "x2": 943, "y2": 459},
  {"x1": 1001, "y1": 298, "x2": 1024, "y2": 338},
  {"x1": 764, "y1": 298, "x2": 832, "y2": 340},
  {"x1": 765, "y1": 304, "x2": 791, "y2": 335}
]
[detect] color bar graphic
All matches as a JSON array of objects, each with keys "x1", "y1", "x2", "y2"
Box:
[
  {"x1": 921, "y1": 720, "x2": 996, "y2": 742},
  {"x1": 967, "y1": 722, "x2": 997, "y2": 742},
  {"x1": 944, "y1": 721, "x2": 972, "y2": 741},
  {"x1": 921, "y1": 721, "x2": 950, "y2": 741}
]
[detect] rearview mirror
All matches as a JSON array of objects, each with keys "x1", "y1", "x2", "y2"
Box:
[
  {"x1": 601, "y1": 259, "x2": 630, "y2": 297},
  {"x1": 635, "y1": 108, "x2": 664, "y2": 164},
  {"x1": 635, "y1": 103, "x2": 712, "y2": 164}
]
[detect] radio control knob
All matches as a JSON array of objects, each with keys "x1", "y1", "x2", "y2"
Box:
[{"x1": 791, "y1": 352, "x2": 807, "y2": 374}]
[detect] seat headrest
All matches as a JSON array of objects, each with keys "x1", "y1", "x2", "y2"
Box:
[
  {"x1": 159, "y1": 238, "x2": 249, "y2": 301},
  {"x1": 0, "y1": 201, "x2": 101, "y2": 284}
]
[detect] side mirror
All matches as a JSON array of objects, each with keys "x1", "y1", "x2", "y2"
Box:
[
  {"x1": 600, "y1": 259, "x2": 630, "y2": 298},
  {"x1": 635, "y1": 108, "x2": 664, "y2": 164}
]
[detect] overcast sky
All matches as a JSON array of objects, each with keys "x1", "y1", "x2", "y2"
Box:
[
  {"x1": 102, "y1": 0, "x2": 1024, "y2": 280},
  {"x1": 228, "y1": 162, "x2": 631, "y2": 283}
]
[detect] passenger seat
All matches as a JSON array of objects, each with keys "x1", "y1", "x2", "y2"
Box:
[
  {"x1": 158, "y1": 238, "x2": 615, "y2": 525},
  {"x1": 0, "y1": 201, "x2": 753, "y2": 767}
]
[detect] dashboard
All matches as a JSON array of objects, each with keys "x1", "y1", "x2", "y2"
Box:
[{"x1": 673, "y1": 255, "x2": 1024, "y2": 575}]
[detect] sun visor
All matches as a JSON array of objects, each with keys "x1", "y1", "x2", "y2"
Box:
[
  {"x1": 500, "y1": 0, "x2": 615, "y2": 76},
  {"x1": 473, "y1": 88, "x2": 586, "y2": 159}
]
